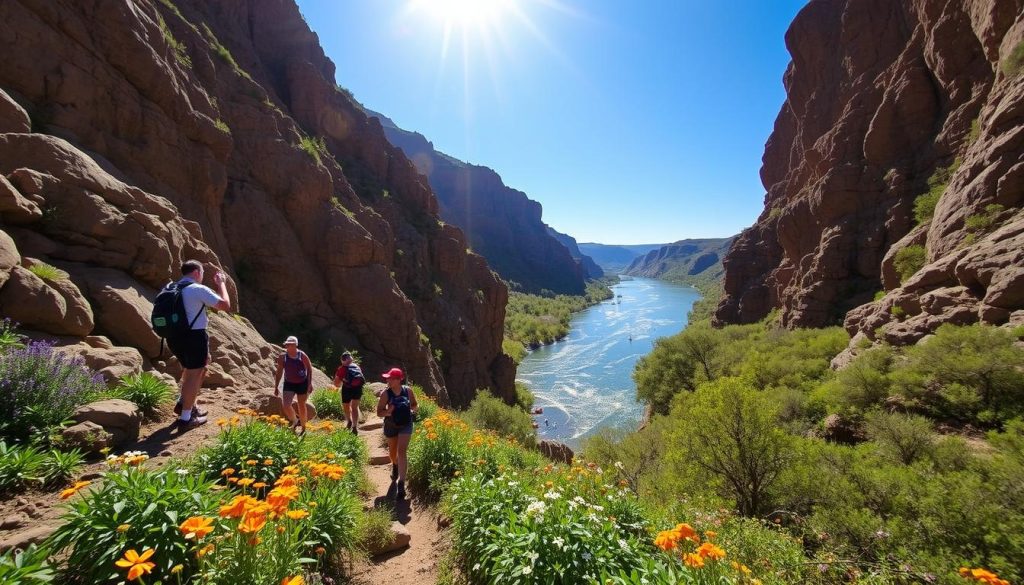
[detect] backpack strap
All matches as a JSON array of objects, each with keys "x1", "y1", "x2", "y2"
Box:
[{"x1": 176, "y1": 281, "x2": 205, "y2": 330}]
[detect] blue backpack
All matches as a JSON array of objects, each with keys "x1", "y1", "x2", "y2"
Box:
[{"x1": 389, "y1": 386, "x2": 413, "y2": 426}]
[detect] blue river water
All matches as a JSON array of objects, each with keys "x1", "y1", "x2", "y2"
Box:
[{"x1": 516, "y1": 277, "x2": 701, "y2": 449}]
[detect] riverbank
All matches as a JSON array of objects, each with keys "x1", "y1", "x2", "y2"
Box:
[{"x1": 502, "y1": 277, "x2": 617, "y2": 362}]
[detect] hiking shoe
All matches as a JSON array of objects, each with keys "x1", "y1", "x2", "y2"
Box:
[
  {"x1": 345, "y1": 420, "x2": 352, "y2": 430},
  {"x1": 352, "y1": 426, "x2": 359, "y2": 436},
  {"x1": 390, "y1": 464, "x2": 398, "y2": 481},
  {"x1": 177, "y1": 412, "x2": 208, "y2": 430},
  {"x1": 173, "y1": 401, "x2": 207, "y2": 417},
  {"x1": 396, "y1": 481, "x2": 406, "y2": 500}
]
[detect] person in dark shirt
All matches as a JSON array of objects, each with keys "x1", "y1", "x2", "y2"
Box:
[{"x1": 333, "y1": 351, "x2": 365, "y2": 435}]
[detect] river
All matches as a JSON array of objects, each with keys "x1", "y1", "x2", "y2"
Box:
[{"x1": 516, "y1": 276, "x2": 701, "y2": 449}]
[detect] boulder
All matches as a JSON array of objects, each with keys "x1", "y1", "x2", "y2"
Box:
[
  {"x1": 60, "y1": 420, "x2": 114, "y2": 453},
  {"x1": 0, "y1": 88, "x2": 30, "y2": 133},
  {"x1": 252, "y1": 393, "x2": 318, "y2": 421},
  {"x1": 0, "y1": 524, "x2": 58, "y2": 554},
  {"x1": 0, "y1": 175, "x2": 42, "y2": 224},
  {"x1": 365, "y1": 521, "x2": 411, "y2": 557},
  {"x1": 0, "y1": 265, "x2": 93, "y2": 336},
  {"x1": 537, "y1": 440, "x2": 574, "y2": 464},
  {"x1": 0, "y1": 229, "x2": 19, "y2": 289},
  {"x1": 55, "y1": 343, "x2": 143, "y2": 383},
  {"x1": 821, "y1": 414, "x2": 863, "y2": 445},
  {"x1": 72, "y1": 399, "x2": 142, "y2": 445}
]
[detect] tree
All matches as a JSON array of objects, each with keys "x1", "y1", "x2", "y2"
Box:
[
  {"x1": 633, "y1": 322, "x2": 723, "y2": 414},
  {"x1": 666, "y1": 377, "x2": 795, "y2": 516}
]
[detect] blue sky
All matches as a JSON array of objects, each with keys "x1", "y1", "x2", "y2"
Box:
[{"x1": 296, "y1": 0, "x2": 808, "y2": 244}]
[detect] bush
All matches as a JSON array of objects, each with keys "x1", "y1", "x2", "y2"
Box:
[
  {"x1": 193, "y1": 414, "x2": 301, "y2": 487},
  {"x1": 0, "y1": 319, "x2": 23, "y2": 351},
  {"x1": 0, "y1": 341, "x2": 105, "y2": 443},
  {"x1": 514, "y1": 382, "x2": 534, "y2": 412},
  {"x1": 1002, "y1": 39, "x2": 1024, "y2": 77},
  {"x1": 913, "y1": 162, "x2": 957, "y2": 224},
  {"x1": 462, "y1": 390, "x2": 536, "y2": 447},
  {"x1": 357, "y1": 507, "x2": 396, "y2": 556},
  {"x1": 0, "y1": 441, "x2": 46, "y2": 494},
  {"x1": 863, "y1": 411, "x2": 934, "y2": 464},
  {"x1": 0, "y1": 544, "x2": 55, "y2": 584},
  {"x1": 893, "y1": 244, "x2": 927, "y2": 283},
  {"x1": 414, "y1": 390, "x2": 439, "y2": 421},
  {"x1": 50, "y1": 463, "x2": 220, "y2": 584},
  {"x1": 310, "y1": 387, "x2": 345, "y2": 420},
  {"x1": 105, "y1": 372, "x2": 174, "y2": 419},
  {"x1": 26, "y1": 262, "x2": 67, "y2": 282}
]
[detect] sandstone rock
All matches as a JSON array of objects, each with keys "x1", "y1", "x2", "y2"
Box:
[
  {"x1": 0, "y1": 175, "x2": 42, "y2": 224},
  {"x1": 0, "y1": 524, "x2": 57, "y2": 554},
  {"x1": 0, "y1": 228, "x2": 19, "y2": 289},
  {"x1": 821, "y1": 414, "x2": 862, "y2": 445},
  {"x1": 537, "y1": 440, "x2": 574, "y2": 464},
  {"x1": 54, "y1": 342, "x2": 143, "y2": 383},
  {"x1": 0, "y1": 513, "x2": 29, "y2": 531},
  {"x1": 252, "y1": 393, "x2": 318, "y2": 421},
  {"x1": 60, "y1": 421, "x2": 114, "y2": 453},
  {"x1": 72, "y1": 399, "x2": 142, "y2": 445},
  {"x1": 366, "y1": 521, "x2": 411, "y2": 557},
  {"x1": 0, "y1": 265, "x2": 93, "y2": 336},
  {"x1": 0, "y1": 87, "x2": 29, "y2": 133}
]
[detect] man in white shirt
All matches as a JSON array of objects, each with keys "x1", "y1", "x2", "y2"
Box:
[{"x1": 167, "y1": 260, "x2": 231, "y2": 429}]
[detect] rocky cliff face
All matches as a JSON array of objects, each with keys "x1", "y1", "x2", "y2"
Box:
[
  {"x1": 371, "y1": 111, "x2": 587, "y2": 295},
  {"x1": 716, "y1": 0, "x2": 1024, "y2": 346},
  {"x1": 546, "y1": 227, "x2": 604, "y2": 280},
  {"x1": 624, "y1": 238, "x2": 733, "y2": 282},
  {"x1": 0, "y1": 0, "x2": 514, "y2": 406}
]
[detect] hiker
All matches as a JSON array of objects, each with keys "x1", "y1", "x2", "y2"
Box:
[
  {"x1": 273, "y1": 336, "x2": 313, "y2": 435},
  {"x1": 376, "y1": 367, "x2": 417, "y2": 500},
  {"x1": 333, "y1": 351, "x2": 365, "y2": 435},
  {"x1": 163, "y1": 260, "x2": 231, "y2": 430}
]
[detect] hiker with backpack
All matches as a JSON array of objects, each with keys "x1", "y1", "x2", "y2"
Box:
[
  {"x1": 376, "y1": 367, "x2": 418, "y2": 500},
  {"x1": 273, "y1": 336, "x2": 313, "y2": 435},
  {"x1": 333, "y1": 351, "x2": 365, "y2": 435},
  {"x1": 152, "y1": 260, "x2": 231, "y2": 430}
]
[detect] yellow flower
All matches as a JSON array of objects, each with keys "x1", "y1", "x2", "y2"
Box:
[
  {"x1": 654, "y1": 530, "x2": 679, "y2": 551},
  {"x1": 197, "y1": 543, "x2": 215, "y2": 558},
  {"x1": 115, "y1": 548, "x2": 156, "y2": 581},
  {"x1": 281, "y1": 577, "x2": 304, "y2": 585},
  {"x1": 237, "y1": 478, "x2": 255, "y2": 487},
  {"x1": 179, "y1": 516, "x2": 215, "y2": 540},
  {"x1": 683, "y1": 553, "x2": 705, "y2": 569},
  {"x1": 704, "y1": 530, "x2": 717, "y2": 540},
  {"x1": 117, "y1": 523, "x2": 131, "y2": 533},
  {"x1": 286, "y1": 509, "x2": 309, "y2": 520},
  {"x1": 171, "y1": 564, "x2": 184, "y2": 574}
]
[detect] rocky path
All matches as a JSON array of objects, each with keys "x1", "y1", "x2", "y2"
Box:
[{"x1": 349, "y1": 413, "x2": 448, "y2": 584}]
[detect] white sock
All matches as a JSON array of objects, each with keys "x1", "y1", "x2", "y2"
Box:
[{"x1": 180, "y1": 409, "x2": 191, "y2": 421}]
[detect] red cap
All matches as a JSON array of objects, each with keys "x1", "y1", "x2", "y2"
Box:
[{"x1": 382, "y1": 367, "x2": 404, "y2": 380}]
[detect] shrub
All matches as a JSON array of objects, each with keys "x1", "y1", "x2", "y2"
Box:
[
  {"x1": 913, "y1": 162, "x2": 958, "y2": 224},
  {"x1": 514, "y1": 382, "x2": 534, "y2": 411},
  {"x1": 0, "y1": 544, "x2": 55, "y2": 584},
  {"x1": 26, "y1": 262, "x2": 67, "y2": 282},
  {"x1": 893, "y1": 244, "x2": 926, "y2": 282},
  {"x1": 462, "y1": 390, "x2": 536, "y2": 447},
  {"x1": 299, "y1": 423, "x2": 366, "y2": 465},
  {"x1": 964, "y1": 203, "x2": 1005, "y2": 236},
  {"x1": 105, "y1": 372, "x2": 174, "y2": 419},
  {"x1": 0, "y1": 441, "x2": 46, "y2": 494},
  {"x1": 357, "y1": 506, "x2": 396, "y2": 556},
  {"x1": 299, "y1": 135, "x2": 327, "y2": 165},
  {"x1": 414, "y1": 390, "x2": 439, "y2": 421},
  {"x1": 0, "y1": 341, "x2": 105, "y2": 444},
  {"x1": 37, "y1": 447, "x2": 85, "y2": 488},
  {"x1": 193, "y1": 414, "x2": 300, "y2": 487},
  {"x1": 634, "y1": 322, "x2": 724, "y2": 414},
  {"x1": 863, "y1": 411, "x2": 934, "y2": 464},
  {"x1": 50, "y1": 462, "x2": 220, "y2": 584},
  {"x1": 1002, "y1": 39, "x2": 1024, "y2": 77},
  {"x1": 310, "y1": 387, "x2": 345, "y2": 420}
]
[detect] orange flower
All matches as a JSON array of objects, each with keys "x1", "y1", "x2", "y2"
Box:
[
  {"x1": 117, "y1": 523, "x2": 131, "y2": 533},
  {"x1": 246, "y1": 459, "x2": 258, "y2": 466},
  {"x1": 281, "y1": 577, "x2": 304, "y2": 585},
  {"x1": 179, "y1": 516, "x2": 215, "y2": 540},
  {"x1": 704, "y1": 530, "x2": 717, "y2": 540},
  {"x1": 59, "y1": 480, "x2": 92, "y2": 500},
  {"x1": 221, "y1": 468, "x2": 236, "y2": 477},
  {"x1": 696, "y1": 542, "x2": 726, "y2": 560},
  {"x1": 654, "y1": 530, "x2": 679, "y2": 551},
  {"x1": 315, "y1": 546, "x2": 326, "y2": 556},
  {"x1": 219, "y1": 495, "x2": 260, "y2": 518},
  {"x1": 286, "y1": 509, "x2": 309, "y2": 520},
  {"x1": 264, "y1": 459, "x2": 274, "y2": 465},
  {"x1": 197, "y1": 543, "x2": 215, "y2": 558},
  {"x1": 267, "y1": 485, "x2": 300, "y2": 509},
  {"x1": 237, "y1": 478, "x2": 255, "y2": 487},
  {"x1": 683, "y1": 553, "x2": 705, "y2": 569},
  {"x1": 961, "y1": 567, "x2": 1011, "y2": 585},
  {"x1": 238, "y1": 510, "x2": 268, "y2": 534},
  {"x1": 673, "y1": 523, "x2": 699, "y2": 543},
  {"x1": 115, "y1": 548, "x2": 156, "y2": 581},
  {"x1": 253, "y1": 482, "x2": 267, "y2": 489},
  {"x1": 275, "y1": 474, "x2": 300, "y2": 488}
]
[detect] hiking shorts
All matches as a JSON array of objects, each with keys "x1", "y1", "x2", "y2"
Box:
[
  {"x1": 341, "y1": 387, "x2": 363, "y2": 403},
  {"x1": 383, "y1": 418, "x2": 413, "y2": 438},
  {"x1": 282, "y1": 381, "x2": 310, "y2": 396},
  {"x1": 167, "y1": 329, "x2": 209, "y2": 370}
]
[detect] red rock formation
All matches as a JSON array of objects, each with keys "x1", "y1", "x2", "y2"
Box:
[
  {"x1": 716, "y1": 0, "x2": 1024, "y2": 347},
  {"x1": 0, "y1": 0, "x2": 513, "y2": 406}
]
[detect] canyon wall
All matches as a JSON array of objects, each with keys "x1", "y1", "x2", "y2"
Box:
[
  {"x1": 0, "y1": 0, "x2": 516, "y2": 406},
  {"x1": 716, "y1": 0, "x2": 1024, "y2": 347}
]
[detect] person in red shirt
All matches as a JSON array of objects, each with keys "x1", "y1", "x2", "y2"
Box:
[{"x1": 333, "y1": 351, "x2": 365, "y2": 434}]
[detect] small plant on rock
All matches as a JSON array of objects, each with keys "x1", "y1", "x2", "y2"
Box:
[{"x1": 106, "y1": 372, "x2": 175, "y2": 419}]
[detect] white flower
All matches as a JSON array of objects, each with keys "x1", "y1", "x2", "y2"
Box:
[
  {"x1": 527, "y1": 552, "x2": 539, "y2": 562},
  {"x1": 573, "y1": 496, "x2": 586, "y2": 505},
  {"x1": 526, "y1": 501, "x2": 547, "y2": 517},
  {"x1": 614, "y1": 461, "x2": 624, "y2": 470},
  {"x1": 175, "y1": 468, "x2": 188, "y2": 476},
  {"x1": 544, "y1": 490, "x2": 561, "y2": 500},
  {"x1": 508, "y1": 480, "x2": 519, "y2": 487},
  {"x1": 473, "y1": 563, "x2": 481, "y2": 571},
  {"x1": 582, "y1": 552, "x2": 592, "y2": 561},
  {"x1": 590, "y1": 504, "x2": 604, "y2": 512},
  {"x1": 522, "y1": 566, "x2": 533, "y2": 575},
  {"x1": 618, "y1": 539, "x2": 629, "y2": 550},
  {"x1": 552, "y1": 537, "x2": 565, "y2": 548}
]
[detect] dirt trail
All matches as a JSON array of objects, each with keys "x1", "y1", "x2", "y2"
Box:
[{"x1": 349, "y1": 413, "x2": 448, "y2": 584}]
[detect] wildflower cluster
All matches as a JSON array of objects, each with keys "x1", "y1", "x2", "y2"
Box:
[
  {"x1": 651, "y1": 523, "x2": 755, "y2": 582},
  {"x1": 960, "y1": 567, "x2": 1011, "y2": 585},
  {"x1": 106, "y1": 450, "x2": 151, "y2": 467}
]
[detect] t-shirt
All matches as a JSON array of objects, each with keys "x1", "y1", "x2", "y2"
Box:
[
  {"x1": 177, "y1": 276, "x2": 223, "y2": 330},
  {"x1": 335, "y1": 363, "x2": 364, "y2": 389}
]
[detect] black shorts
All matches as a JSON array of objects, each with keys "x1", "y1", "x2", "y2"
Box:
[
  {"x1": 341, "y1": 387, "x2": 363, "y2": 403},
  {"x1": 167, "y1": 329, "x2": 209, "y2": 370},
  {"x1": 283, "y1": 381, "x2": 310, "y2": 395}
]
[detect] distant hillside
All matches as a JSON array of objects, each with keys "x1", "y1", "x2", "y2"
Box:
[
  {"x1": 546, "y1": 227, "x2": 603, "y2": 279},
  {"x1": 368, "y1": 110, "x2": 586, "y2": 295},
  {"x1": 623, "y1": 237, "x2": 734, "y2": 283},
  {"x1": 576, "y1": 243, "x2": 665, "y2": 273}
]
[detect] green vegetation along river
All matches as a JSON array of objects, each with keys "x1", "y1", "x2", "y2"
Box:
[{"x1": 516, "y1": 276, "x2": 700, "y2": 448}]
